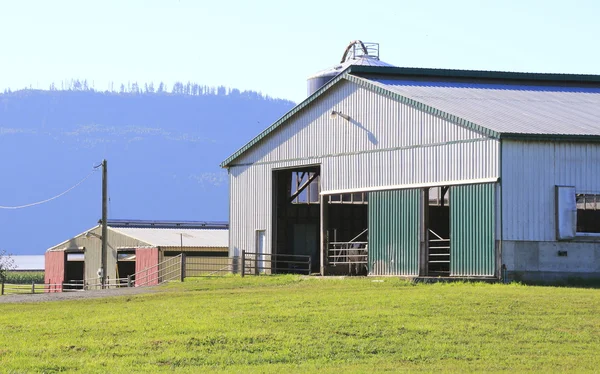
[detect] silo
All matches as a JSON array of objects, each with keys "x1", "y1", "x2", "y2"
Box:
[{"x1": 307, "y1": 41, "x2": 395, "y2": 96}]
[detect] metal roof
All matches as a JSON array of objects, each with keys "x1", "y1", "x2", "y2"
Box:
[
  {"x1": 11, "y1": 255, "x2": 45, "y2": 271},
  {"x1": 107, "y1": 219, "x2": 229, "y2": 229},
  {"x1": 221, "y1": 65, "x2": 600, "y2": 168},
  {"x1": 370, "y1": 78, "x2": 600, "y2": 136},
  {"x1": 109, "y1": 227, "x2": 228, "y2": 248}
]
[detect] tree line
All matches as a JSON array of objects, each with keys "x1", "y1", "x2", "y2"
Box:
[{"x1": 2, "y1": 79, "x2": 280, "y2": 101}]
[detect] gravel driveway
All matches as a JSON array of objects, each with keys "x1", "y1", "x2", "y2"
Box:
[{"x1": 0, "y1": 286, "x2": 158, "y2": 304}]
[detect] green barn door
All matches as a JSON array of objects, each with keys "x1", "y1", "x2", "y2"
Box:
[
  {"x1": 450, "y1": 183, "x2": 495, "y2": 276},
  {"x1": 368, "y1": 189, "x2": 420, "y2": 276}
]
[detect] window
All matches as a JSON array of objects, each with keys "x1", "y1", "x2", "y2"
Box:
[
  {"x1": 328, "y1": 192, "x2": 368, "y2": 204},
  {"x1": 576, "y1": 193, "x2": 600, "y2": 233},
  {"x1": 291, "y1": 172, "x2": 320, "y2": 204},
  {"x1": 556, "y1": 186, "x2": 600, "y2": 239}
]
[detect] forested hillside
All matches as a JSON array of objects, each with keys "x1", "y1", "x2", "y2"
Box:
[{"x1": 0, "y1": 83, "x2": 295, "y2": 254}]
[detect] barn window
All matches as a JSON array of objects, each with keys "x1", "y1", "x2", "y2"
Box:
[
  {"x1": 291, "y1": 171, "x2": 320, "y2": 204},
  {"x1": 576, "y1": 193, "x2": 600, "y2": 234},
  {"x1": 328, "y1": 192, "x2": 368, "y2": 204}
]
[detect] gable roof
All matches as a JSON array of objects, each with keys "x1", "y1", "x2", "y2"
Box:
[
  {"x1": 47, "y1": 221, "x2": 229, "y2": 252},
  {"x1": 109, "y1": 227, "x2": 228, "y2": 248},
  {"x1": 12, "y1": 255, "x2": 45, "y2": 271},
  {"x1": 221, "y1": 66, "x2": 600, "y2": 168}
]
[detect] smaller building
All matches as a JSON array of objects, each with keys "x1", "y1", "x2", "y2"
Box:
[
  {"x1": 11, "y1": 255, "x2": 45, "y2": 272},
  {"x1": 45, "y1": 220, "x2": 228, "y2": 291}
]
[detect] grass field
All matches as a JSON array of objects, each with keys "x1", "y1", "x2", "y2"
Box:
[
  {"x1": 3, "y1": 271, "x2": 45, "y2": 285},
  {"x1": 1, "y1": 276, "x2": 599, "y2": 373}
]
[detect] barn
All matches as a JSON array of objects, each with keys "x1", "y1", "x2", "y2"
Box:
[
  {"x1": 221, "y1": 42, "x2": 600, "y2": 282},
  {"x1": 45, "y1": 220, "x2": 228, "y2": 291}
]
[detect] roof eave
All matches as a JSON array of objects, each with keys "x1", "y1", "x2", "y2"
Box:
[
  {"x1": 500, "y1": 133, "x2": 600, "y2": 142},
  {"x1": 347, "y1": 65, "x2": 600, "y2": 85}
]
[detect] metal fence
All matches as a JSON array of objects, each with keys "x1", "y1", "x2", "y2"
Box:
[
  {"x1": 2, "y1": 251, "x2": 317, "y2": 296},
  {"x1": 240, "y1": 250, "x2": 311, "y2": 276},
  {"x1": 132, "y1": 254, "x2": 183, "y2": 287},
  {"x1": 184, "y1": 256, "x2": 233, "y2": 277}
]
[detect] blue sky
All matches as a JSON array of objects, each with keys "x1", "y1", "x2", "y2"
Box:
[{"x1": 1, "y1": 0, "x2": 599, "y2": 103}]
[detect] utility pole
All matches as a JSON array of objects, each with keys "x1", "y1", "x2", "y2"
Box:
[{"x1": 101, "y1": 159, "x2": 108, "y2": 289}]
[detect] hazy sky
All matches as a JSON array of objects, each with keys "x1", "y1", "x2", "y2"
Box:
[{"x1": 1, "y1": 0, "x2": 599, "y2": 103}]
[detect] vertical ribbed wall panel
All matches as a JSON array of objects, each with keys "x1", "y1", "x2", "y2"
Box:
[
  {"x1": 44, "y1": 251, "x2": 65, "y2": 292},
  {"x1": 227, "y1": 78, "x2": 500, "y2": 261},
  {"x1": 236, "y1": 81, "x2": 491, "y2": 167},
  {"x1": 502, "y1": 141, "x2": 600, "y2": 241},
  {"x1": 450, "y1": 183, "x2": 495, "y2": 276},
  {"x1": 368, "y1": 189, "x2": 420, "y2": 276}
]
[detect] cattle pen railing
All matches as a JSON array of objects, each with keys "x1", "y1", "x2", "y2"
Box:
[
  {"x1": 3, "y1": 252, "x2": 316, "y2": 295},
  {"x1": 239, "y1": 250, "x2": 312, "y2": 276}
]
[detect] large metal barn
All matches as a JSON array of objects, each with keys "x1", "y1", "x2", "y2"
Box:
[{"x1": 221, "y1": 42, "x2": 600, "y2": 282}]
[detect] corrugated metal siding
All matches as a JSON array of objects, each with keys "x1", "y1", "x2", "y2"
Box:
[
  {"x1": 228, "y1": 80, "x2": 500, "y2": 258},
  {"x1": 135, "y1": 247, "x2": 159, "y2": 286},
  {"x1": 234, "y1": 81, "x2": 493, "y2": 168},
  {"x1": 450, "y1": 183, "x2": 495, "y2": 276},
  {"x1": 372, "y1": 78, "x2": 600, "y2": 136},
  {"x1": 323, "y1": 139, "x2": 498, "y2": 192},
  {"x1": 368, "y1": 189, "x2": 420, "y2": 276},
  {"x1": 44, "y1": 251, "x2": 65, "y2": 292},
  {"x1": 502, "y1": 141, "x2": 600, "y2": 241}
]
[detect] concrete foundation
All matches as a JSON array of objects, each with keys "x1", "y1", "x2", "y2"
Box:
[{"x1": 502, "y1": 240, "x2": 600, "y2": 282}]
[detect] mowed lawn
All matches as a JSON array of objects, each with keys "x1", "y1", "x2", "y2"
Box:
[{"x1": 1, "y1": 276, "x2": 600, "y2": 373}]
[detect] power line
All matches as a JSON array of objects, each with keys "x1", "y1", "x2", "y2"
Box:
[{"x1": 0, "y1": 170, "x2": 97, "y2": 210}]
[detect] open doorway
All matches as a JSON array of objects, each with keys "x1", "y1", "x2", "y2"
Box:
[
  {"x1": 426, "y1": 186, "x2": 450, "y2": 276},
  {"x1": 326, "y1": 192, "x2": 369, "y2": 275},
  {"x1": 64, "y1": 252, "x2": 85, "y2": 290},
  {"x1": 117, "y1": 250, "x2": 136, "y2": 286},
  {"x1": 273, "y1": 166, "x2": 321, "y2": 273}
]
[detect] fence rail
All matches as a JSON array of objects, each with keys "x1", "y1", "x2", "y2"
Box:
[
  {"x1": 241, "y1": 251, "x2": 311, "y2": 276},
  {"x1": 184, "y1": 256, "x2": 233, "y2": 277},
  {"x1": 131, "y1": 254, "x2": 182, "y2": 287},
  {"x1": 328, "y1": 241, "x2": 368, "y2": 265},
  {"x1": 3, "y1": 251, "x2": 318, "y2": 296}
]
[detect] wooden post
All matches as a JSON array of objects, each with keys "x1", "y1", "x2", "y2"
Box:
[
  {"x1": 127, "y1": 275, "x2": 132, "y2": 287},
  {"x1": 255, "y1": 253, "x2": 259, "y2": 276},
  {"x1": 241, "y1": 250, "x2": 246, "y2": 277},
  {"x1": 1, "y1": 280, "x2": 4, "y2": 296},
  {"x1": 101, "y1": 159, "x2": 108, "y2": 289},
  {"x1": 32, "y1": 281, "x2": 35, "y2": 294},
  {"x1": 180, "y1": 253, "x2": 186, "y2": 282}
]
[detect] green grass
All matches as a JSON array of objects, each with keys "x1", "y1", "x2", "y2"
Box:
[
  {"x1": 1, "y1": 276, "x2": 600, "y2": 373},
  {"x1": 3, "y1": 271, "x2": 45, "y2": 284}
]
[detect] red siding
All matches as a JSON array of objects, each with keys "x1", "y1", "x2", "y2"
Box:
[
  {"x1": 45, "y1": 251, "x2": 65, "y2": 293},
  {"x1": 135, "y1": 247, "x2": 159, "y2": 286}
]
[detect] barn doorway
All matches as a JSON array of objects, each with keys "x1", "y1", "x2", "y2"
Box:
[
  {"x1": 64, "y1": 252, "x2": 85, "y2": 290},
  {"x1": 117, "y1": 250, "x2": 136, "y2": 285},
  {"x1": 325, "y1": 192, "x2": 369, "y2": 275},
  {"x1": 273, "y1": 166, "x2": 321, "y2": 273},
  {"x1": 426, "y1": 186, "x2": 451, "y2": 276}
]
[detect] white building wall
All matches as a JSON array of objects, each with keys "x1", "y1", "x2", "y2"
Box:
[
  {"x1": 502, "y1": 140, "x2": 600, "y2": 279},
  {"x1": 502, "y1": 140, "x2": 600, "y2": 241},
  {"x1": 228, "y1": 79, "x2": 500, "y2": 257}
]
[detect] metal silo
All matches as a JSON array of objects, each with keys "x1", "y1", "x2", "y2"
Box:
[{"x1": 306, "y1": 40, "x2": 395, "y2": 96}]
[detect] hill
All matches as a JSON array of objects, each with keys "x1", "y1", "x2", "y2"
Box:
[{"x1": 0, "y1": 85, "x2": 295, "y2": 254}]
